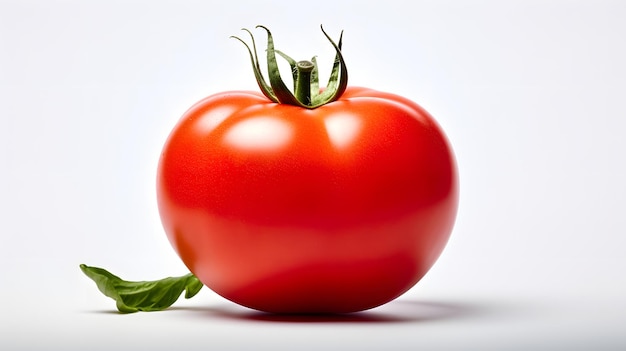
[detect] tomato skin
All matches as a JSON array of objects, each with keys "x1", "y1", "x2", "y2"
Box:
[{"x1": 157, "y1": 87, "x2": 458, "y2": 313}]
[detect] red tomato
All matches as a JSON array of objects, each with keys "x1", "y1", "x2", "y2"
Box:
[{"x1": 156, "y1": 86, "x2": 458, "y2": 313}]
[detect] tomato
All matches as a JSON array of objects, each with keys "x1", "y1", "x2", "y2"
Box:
[{"x1": 156, "y1": 27, "x2": 458, "y2": 313}]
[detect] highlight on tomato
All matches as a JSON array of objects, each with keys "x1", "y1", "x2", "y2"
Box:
[{"x1": 81, "y1": 25, "x2": 459, "y2": 314}]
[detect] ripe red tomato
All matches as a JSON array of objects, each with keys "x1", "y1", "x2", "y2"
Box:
[{"x1": 156, "y1": 85, "x2": 458, "y2": 313}]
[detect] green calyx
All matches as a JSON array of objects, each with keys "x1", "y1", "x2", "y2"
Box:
[{"x1": 231, "y1": 25, "x2": 348, "y2": 109}]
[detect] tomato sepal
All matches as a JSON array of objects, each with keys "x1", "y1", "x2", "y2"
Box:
[{"x1": 231, "y1": 25, "x2": 347, "y2": 109}]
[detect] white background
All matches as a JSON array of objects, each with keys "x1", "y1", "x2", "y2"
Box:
[{"x1": 2, "y1": 0, "x2": 625, "y2": 350}]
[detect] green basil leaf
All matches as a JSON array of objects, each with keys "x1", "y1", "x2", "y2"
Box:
[{"x1": 80, "y1": 264, "x2": 203, "y2": 313}]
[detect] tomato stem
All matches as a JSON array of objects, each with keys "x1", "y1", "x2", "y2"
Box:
[
  {"x1": 295, "y1": 60, "x2": 315, "y2": 106},
  {"x1": 231, "y1": 25, "x2": 348, "y2": 109}
]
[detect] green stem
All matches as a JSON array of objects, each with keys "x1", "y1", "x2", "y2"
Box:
[
  {"x1": 232, "y1": 25, "x2": 347, "y2": 109},
  {"x1": 295, "y1": 60, "x2": 314, "y2": 106}
]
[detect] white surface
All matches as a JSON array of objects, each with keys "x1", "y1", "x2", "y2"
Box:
[{"x1": 2, "y1": 0, "x2": 625, "y2": 350}]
